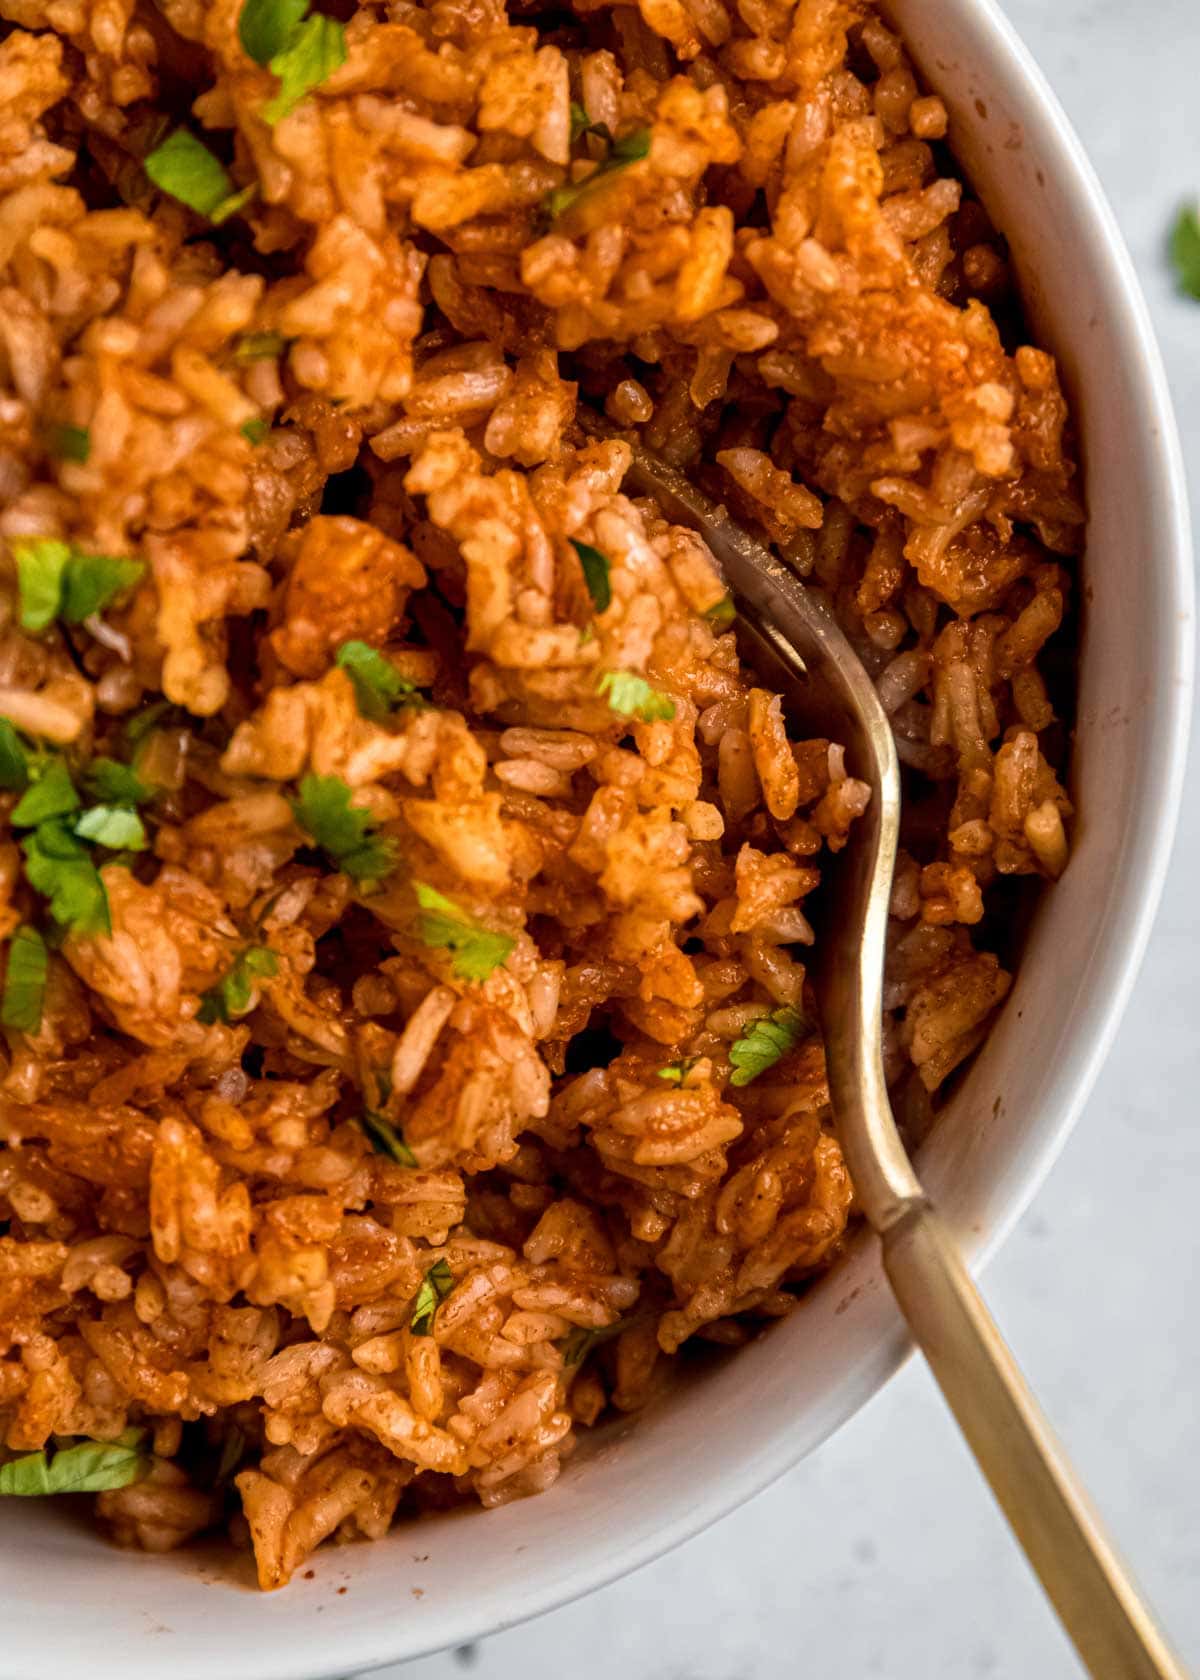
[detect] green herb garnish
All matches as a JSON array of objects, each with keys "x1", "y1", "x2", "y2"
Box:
[
  {"x1": 74, "y1": 806, "x2": 147, "y2": 851},
  {"x1": 48, "y1": 424, "x2": 91, "y2": 464},
  {"x1": 144, "y1": 129, "x2": 256, "y2": 224},
  {"x1": 13, "y1": 539, "x2": 143, "y2": 633},
  {"x1": 412, "y1": 882, "x2": 515, "y2": 983},
  {"x1": 11, "y1": 758, "x2": 79, "y2": 827},
  {"x1": 0, "y1": 720, "x2": 28, "y2": 791},
  {"x1": 357, "y1": 1108, "x2": 417, "y2": 1167},
  {"x1": 1, "y1": 926, "x2": 48, "y2": 1034},
  {"x1": 546, "y1": 127, "x2": 651, "y2": 222},
  {"x1": 20, "y1": 821, "x2": 110, "y2": 937},
  {"x1": 0, "y1": 1429, "x2": 148, "y2": 1496},
  {"x1": 334, "y1": 640, "x2": 426, "y2": 722},
  {"x1": 705, "y1": 595, "x2": 736, "y2": 630},
  {"x1": 240, "y1": 419, "x2": 268, "y2": 446},
  {"x1": 728, "y1": 1006, "x2": 806, "y2": 1087},
  {"x1": 238, "y1": 0, "x2": 308, "y2": 63},
  {"x1": 410, "y1": 1259, "x2": 454, "y2": 1336},
  {"x1": 196, "y1": 945, "x2": 278, "y2": 1024},
  {"x1": 262, "y1": 11, "x2": 346, "y2": 124},
  {"x1": 656, "y1": 1056, "x2": 699, "y2": 1086},
  {"x1": 1169, "y1": 203, "x2": 1200, "y2": 301},
  {"x1": 561, "y1": 1317, "x2": 625, "y2": 1369},
  {"x1": 568, "y1": 102, "x2": 612, "y2": 146},
  {"x1": 85, "y1": 759, "x2": 152, "y2": 806},
  {"x1": 231, "y1": 332, "x2": 288, "y2": 362},
  {"x1": 596, "y1": 669, "x2": 676, "y2": 722},
  {"x1": 570, "y1": 539, "x2": 611, "y2": 615},
  {"x1": 290, "y1": 773, "x2": 397, "y2": 885}
]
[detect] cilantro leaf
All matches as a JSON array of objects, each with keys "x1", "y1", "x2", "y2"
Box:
[
  {"x1": 85, "y1": 759, "x2": 152, "y2": 806},
  {"x1": 656, "y1": 1056, "x2": 699, "y2": 1086},
  {"x1": 569, "y1": 101, "x2": 591, "y2": 143},
  {"x1": 144, "y1": 130, "x2": 256, "y2": 224},
  {"x1": 547, "y1": 126, "x2": 651, "y2": 222},
  {"x1": 13, "y1": 538, "x2": 143, "y2": 632},
  {"x1": 11, "y1": 759, "x2": 79, "y2": 827},
  {"x1": 48, "y1": 424, "x2": 90, "y2": 464},
  {"x1": 20, "y1": 821, "x2": 111, "y2": 937},
  {"x1": 13, "y1": 538, "x2": 70, "y2": 633},
  {"x1": 196, "y1": 945, "x2": 278, "y2": 1024},
  {"x1": 60, "y1": 554, "x2": 144, "y2": 624},
  {"x1": 705, "y1": 595, "x2": 736, "y2": 630},
  {"x1": 334, "y1": 640, "x2": 425, "y2": 722},
  {"x1": 263, "y1": 13, "x2": 346, "y2": 125},
  {"x1": 214, "y1": 1427, "x2": 248, "y2": 1487},
  {"x1": 240, "y1": 419, "x2": 268, "y2": 446},
  {"x1": 0, "y1": 1430, "x2": 148, "y2": 1496},
  {"x1": 412, "y1": 882, "x2": 515, "y2": 982},
  {"x1": 1170, "y1": 203, "x2": 1200, "y2": 301},
  {"x1": 231, "y1": 332, "x2": 289, "y2": 362},
  {"x1": 560, "y1": 1317, "x2": 625, "y2": 1369},
  {"x1": 357, "y1": 1108, "x2": 417, "y2": 1167},
  {"x1": 74, "y1": 806, "x2": 148, "y2": 851},
  {"x1": 728, "y1": 1006, "x2": 807, "y2": 1087},
  {"x1": 1, "y1": 926, "x2": 48, "y2": 1034},
  {"x1": 410, "y1": 1259, "x2": 454, "y2": 1335},
  {"x1": 123, "y1": 700, "x2": 186, "y2": 749},
  {"x1": 596, "y1": 669, "x2": 676, "y2": 722},
  {"x1": 290, "y1": 773, "x2": 397, "y2": 885},
  {"x1": 238, "y1": 0, "x2": 309, "y2": 64},
  {"x1": 570, "y1": 539, "x2": 611, "y2": 615},
  {"x1": 0, "y1": 721, "x2": 30, "y2": 792}
]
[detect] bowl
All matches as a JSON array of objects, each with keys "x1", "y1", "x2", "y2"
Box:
[{"x1": 4, "y1": 0, "x2": 1191, "y2": 1675}]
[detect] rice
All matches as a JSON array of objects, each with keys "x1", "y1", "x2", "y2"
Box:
[{"x1": 0, "y1": 0, "x2": 1078, "y2": 1590}]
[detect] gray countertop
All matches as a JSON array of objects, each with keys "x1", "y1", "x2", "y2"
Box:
[{"x1": 370, "y1": 4, "x2": 1200, "y2": 1674}]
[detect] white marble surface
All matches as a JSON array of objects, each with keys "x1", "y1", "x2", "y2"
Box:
[{"x1": 367, "y1": 6, "x2": 1200, "y2": 1675}]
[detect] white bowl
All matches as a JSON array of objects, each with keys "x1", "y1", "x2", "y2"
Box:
[{"x1": 4, "y1": 1, "x2": 1191, "y2": 1674}]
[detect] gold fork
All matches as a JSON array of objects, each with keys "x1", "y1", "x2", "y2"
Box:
[{"x1": 604, "y1": 426, "x2": 1188, "y2": 1680}]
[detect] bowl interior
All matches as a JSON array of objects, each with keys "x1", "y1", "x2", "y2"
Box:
[{"x1": 3, "y1": 3, "x2": 1190, "y2": 1677}]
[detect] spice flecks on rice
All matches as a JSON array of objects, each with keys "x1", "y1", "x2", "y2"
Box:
[{"x1": 0, "y1": 0, "x2": 1077, "y2": 1589}]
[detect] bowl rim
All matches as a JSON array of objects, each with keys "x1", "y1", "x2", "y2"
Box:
[{"x1": 3, "y1": 1, "x2": 1193, "y2": 1675}]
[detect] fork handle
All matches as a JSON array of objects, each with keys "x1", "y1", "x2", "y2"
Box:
[{"x1": 881, "y1": 1200, "x2": 1188, "y2": 1680}]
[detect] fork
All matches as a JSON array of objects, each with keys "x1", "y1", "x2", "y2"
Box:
[{"x1": 601, "y1": 425, "x2": 1188, "y2": 1680}]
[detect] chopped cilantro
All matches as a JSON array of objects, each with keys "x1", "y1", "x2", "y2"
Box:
[
  {"x1": 0, "y1": 720, "x2": 30, "y2": 791},
  {"x1": 214, "y1": 1427, "x2": 248, "y2": 1487},
  {"x1": 19, "y1": 821, "x2": 110, "y2": 936},
  {"x1": 85, "y1": 759, "x2": 152, "y2": 806},
  {"x1": 1, "y1": 926, "x2": 48, "y2": 1034},
  {"x1": 546, "y1": 126, "x2": 651, "y2": 222},
  {"x1": 357, "y1": 1108, "x2": 417, "y2": 1167},
  {"x1": 48, "y1": 424, "x2": 91, "y2": 464},
  {"x1": 656, "y1": 1056, "x2": 699, "y2": 1086},
  {"x1": 705, "y1": 595, "x2": 736, "y2": 630},
  {"x1": 290, "y1": 773, "x2": 397, "y2": 885},
  {"x1": 123, "y1": 699, "x2": 185, "y2": 749},
  {"x1": 13, "y1": 538, "x2": 143, "y2": 633},
  {"x1": 11, "y1": 758, "x2": 79, "y2": 827},
  {"x1": 561, "y1": 1317, "x2": 625, "y2": 1369},
  {"x1": 1169, "y1": 203, "x2": 1200, "y2": 301},
  {"x1": 240, "y1": 418, "x2": 268, "y2": 446},
  {"x1": 263, "y1": 12, "x2": 346, "y2": 125},
  {"x1": 570, "y1": 539, "x2": 611, "y2": 615},
  {"x1": 0, "y1": 1429, "x2": 148, "y2": 1496},
  {"x1": 569, "y1": 102, "x2": 612, "y2": 146},
  {"x1": 596, "y1": 669, "x2": 676, "y2": 722},
  {"x1": 196, "y1": 945, "x2": 278, "y2": 1024},
  {"x1": 728, "y1": 1006, "x2": 807, "y2": 1087},
  {"x1": 410, "y1": 1259, "x2": 454, "y2": 1335},
  {"x1": 231, "y1": 332, "x2": 289, "y2": 362},
  {"x1": 144, "y1": 130, "x2": 256, "y2": 224},
  {"x1": 74, "y1": 806, "x2": 148, "y2": 851},
  {"x1": 238, "y1": 0, "x2": 309, "y2": 64},
  {"x1": 412, "y1": 882, "x2": 515, "y2": 983},
  {"x1": 334, "y1": 640, "x2": 425, "y2": 722}
]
